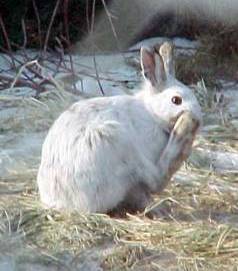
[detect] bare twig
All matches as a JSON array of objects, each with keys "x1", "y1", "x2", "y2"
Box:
[
  {"x1": 43, "y1": 0, "x2": 61, "y2": 54},
  {"x1": 63, "y1": 0, "x2": 70, "y2": 44},
  {"x1": 32, "y1": 0, "x2": 42, "y2": 51},
  {"x1": 10, "y1": 60, "x2": 39, "y2": 88},
  {"x1": 93, "y1": 54, "x2": 104, "y2": 95},
  {"x1": 0, "y1": 14, "x2": 11, "y2": 52},
  {"x1": 10, "y1": 42, "x2": 29, "y2": 63},
  {"x1": 85, "y1": 0, "x2": 104, "y2": 95},
  {"x1": 7, "y1": 59, "x2": 62, "y2": 97},
  {"x1": 100, "y1": 0, "x2": 121, "y2": 50},
  {"x1": 0, "y1": 45, "x2": 57, "y2": 96},
  {"x1": 60, "y1": 36, "x2": 77, "y2": 92},
  {"x1": 21, "y1": 18, "x2": 27, "y2": 49},
  {"x1": 86, "y1": 0, "x2": 90, "y2": 32},
  {"x1": 91, "y1": 0, "x2": 96, "y2": 33},
  {"x1": 0, "y1": 45, "x2": 39, "y2": 85},
  {"x1": 0, "y1": 73, "x2": 45, "y2": 93},
  {"x1": 54, "y1": 37, "x2": 65, "y2": 75},
  {"x1": 0, "y1": 13, "x2": 16, "y2": 69}
]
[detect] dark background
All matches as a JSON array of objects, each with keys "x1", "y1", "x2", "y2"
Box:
[{"x1": 0, "y1": 0, "x2": 237, "y2": 56}]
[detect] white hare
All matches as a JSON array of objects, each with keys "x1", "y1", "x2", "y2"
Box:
[{"x1": 37, "y1": 42, "x2": 202, "y2": 215}]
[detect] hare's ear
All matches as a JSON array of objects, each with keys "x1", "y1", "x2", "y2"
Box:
[
  {"x1": 140, "y1": 46, "x2": 166, "y2": 91},
  {"x1": 158, "y1": 41, "x2": 175, "y2": 77}
]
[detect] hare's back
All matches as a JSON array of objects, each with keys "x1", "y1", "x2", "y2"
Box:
[
  {"x1": 43, "y1": 95, "x2": 167, "y2": 165},
  {"x1": 61, "y1": 95, "x2": 135, "y2": 126},
  {"x1": 42, "y1": 96, "x2": 136, "y2": 156}
]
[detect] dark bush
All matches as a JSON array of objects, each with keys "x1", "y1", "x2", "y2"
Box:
[{"x1": 0, "y1": 0, "x2": 106, "y2": 50}]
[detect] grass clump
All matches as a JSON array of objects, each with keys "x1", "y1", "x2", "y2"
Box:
[{"x1": 1, "y1": 161, "x2": 238, "y2": 270}]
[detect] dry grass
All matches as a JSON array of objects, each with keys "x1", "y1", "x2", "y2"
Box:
[{"x1": 1, "y1": 162, "x2": 238, "y2": 270}]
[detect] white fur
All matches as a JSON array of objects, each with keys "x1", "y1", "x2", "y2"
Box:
[{"x1": 37, "y1": 42, "x2": 202, "y2": 213}]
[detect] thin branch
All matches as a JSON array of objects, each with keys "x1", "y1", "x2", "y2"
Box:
[
  {"x1": 32, "y1": 0, "x2": 42, "y2": 51},
  {"x1": 0, "y1": 73, "x2": 45, "y2": 93},
  {"x1": 91, "y1": 0, "x2": 96, "y2": 33},
  {"x1": 63, "y1": 0, "x2": 70, "y2": 44},
  {"x1": 10, "y1": 60, "x2": 50, "y2": 90},
  {"x1": 84, "y1": 0, "x2": 104, "y2": 95},
  {"x1": 90, "y1": 0, "x2": 104, "y2": 95},
  {"x1": 60, "y1": 35, "x2": 77, "y2": 92},
  {"x1": 21, "y1": 18, "x2": 27, "y2": 49},
  {"x1": 0, "y1": 45, "x2": 50, "y2": 90},
  {"x1": 11, "y1": 42, "x2": 28, "y2": 63},
  {"x1": 100, "y1": 0, "x2": 120, "y2": 50},
  {"x1": 0, "y1": 13, "x2": 16, "y2": 69},
  {"x1": 54, "y1": 36, "x2": 66, "y2": 74},
  {"x1": 0, "y1": 45, "x2": 36, "y2": 84},
  {"x1": 43, "y1": 0, "x2": 61, "y2": 54},
  {"x1": 86, "y1": 0, "x2": 90, "y2": 33},
  {"x1": 0, "y1": 14, "x2": 11, "y2": 52},
  {"x1": 93, "y1": 54, "x2": 104, "y2": 95}
]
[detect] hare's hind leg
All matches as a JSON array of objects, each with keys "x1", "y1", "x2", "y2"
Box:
[
  {"x1": 108, "y1": 182, "x2": 153, "y2": 217},
  {"x1": 119, "y1": 183, "x2": 170, "y2": 219},
  {"x1": 123, "y1": 183, "x2": 152, "y2": 213}
]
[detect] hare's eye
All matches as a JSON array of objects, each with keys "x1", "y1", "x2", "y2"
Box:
[{"x1": 171, "y1": 96, "x2": 182, "y2": 105}]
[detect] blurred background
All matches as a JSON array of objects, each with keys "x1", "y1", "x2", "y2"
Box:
[{"x1": 0, "y1": 0, "x2": 237, "y2": 53}]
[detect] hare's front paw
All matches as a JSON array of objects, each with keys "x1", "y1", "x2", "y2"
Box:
[
  {"x1": 160, "y1": 111, "x2": 200, "y2": 178},
  {"x1": 171, "y1": 111, "x2": 199, "y2": 144}
]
